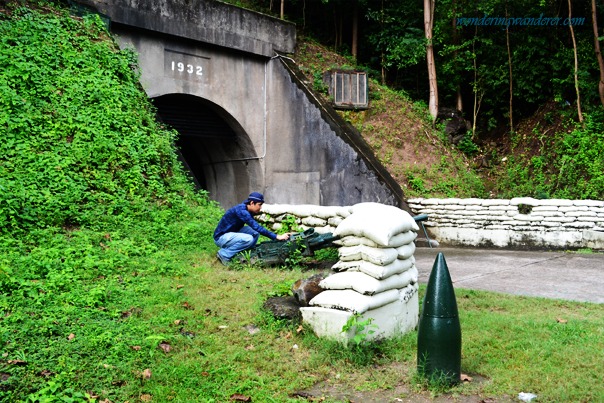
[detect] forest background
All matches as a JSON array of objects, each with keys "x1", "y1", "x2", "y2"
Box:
[{"x1": 229, "y1": 0, "x2": 604, "y2": 201}]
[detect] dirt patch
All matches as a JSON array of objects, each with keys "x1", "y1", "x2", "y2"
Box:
[{"x1": 293, "y1": 362, "x2": 510, "y2": 402}]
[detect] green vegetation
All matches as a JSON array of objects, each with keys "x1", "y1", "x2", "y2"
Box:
[
  {"x1": 492, "y1": 111, "x2": 604, "y2": 200},
  {"x1": 0, "y1": 3, "x2": 224, "y2": 401},
  {"x1": 1, "y1": 2, "x2": 603, "y2": 402},
  {"x1": 296, "y1": 42, "x2": 487, "y2": 199}
]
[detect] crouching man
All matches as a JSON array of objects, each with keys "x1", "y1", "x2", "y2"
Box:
[{"x1": 213, "y1": 192, "x2": 290, "y2": 265}]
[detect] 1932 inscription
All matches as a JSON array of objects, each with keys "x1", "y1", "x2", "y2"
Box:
[{"x1": 164, "y1": 49, "x2": 209, "y2": 81}]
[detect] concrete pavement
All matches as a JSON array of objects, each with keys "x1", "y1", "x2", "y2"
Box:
[{"x1": 414, "y1": 247, "x2": 604, "y2": 304}]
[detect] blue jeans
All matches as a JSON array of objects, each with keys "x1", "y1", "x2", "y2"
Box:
[{"x1": 215, "y1": 226, "x2": 260, "y2": 261}]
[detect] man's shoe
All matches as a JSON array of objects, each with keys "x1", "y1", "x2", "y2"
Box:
[{"x1": 216, "y1": 252, "x2": 230, "y2": 267}]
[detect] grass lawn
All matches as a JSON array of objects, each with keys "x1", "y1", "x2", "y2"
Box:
[
  {"x1": 106, "y1": 249, "x2": 603, "y2": 403},
  {"x1": 3, "y1": 225, "x2": 603, "y2": 403}
]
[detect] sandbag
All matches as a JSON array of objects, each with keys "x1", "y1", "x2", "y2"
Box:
[
  {"x1": 334, "y1": 231, "x2": 417, "y2": 248},
  {"x1": 301, "y1": 216, "x2": 327, "y2": 227},
  {"x1": 338, "y1": 257, "x2": 415, "y2": 280},
  {"x1": 331, "y1": 260, "x2": 362, "y2": 272},
  {"x1": 328, "y1": 216, "x2": 343, "y2": 227},
  {"x1": 308, "y1": 288, "x2": 400, "y2": 314},
  {"x1": 338, "y1": 245, "x2": 399, "y2": 266},
  {"x1": 396, "y1": 243, "x2": 416, "y2": 259},
  {"x1": 334, "y1": 203, "x2": 419, "y2": 246},
  {"x1": 400, "y1": 282, "x2": 419, "y2": 303},
  {"x1": 319, "y1": 266, "x2": 418, "y2": 295}
]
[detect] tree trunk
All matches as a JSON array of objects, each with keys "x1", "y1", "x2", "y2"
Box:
[
  {"x1": 471, "y1": 28, "x2": 483, "y2": 139},
  {"x1": 352, "y1": 0, "x2": 358, "y2": 61},
  {"x1": 380, "y1": 0, "x2": 385, "y2": 85},
  {"x1": 506, "y1": 6, "x2": 513, "y2": 132},
  {"x1": 452, "y1": 0, "x2": 463, "y2": 112},
  {"x1": 591, "y1": 0, "x2": 604, "y2": 107},
  {"x1": 569, "y1": 0, "x2": 584, "y2": 122},
  {"x1": 333, "y1": 8, "x2": 337, "y2": 51},
  {"x1": 424, "y1": 0, "x2": 438, "y2": 121},
  {"x1": 280, "y1": 0, "x2": 284, "y2": 20}
]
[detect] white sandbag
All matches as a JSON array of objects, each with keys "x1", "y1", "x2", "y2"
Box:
[
  {"x1": 334, "y1": 231, "x2": 417, "y2": 248},
  {"x1": 334, "y1": 204, "x2": 419, "y2": 246},
  {"x1": 396, "y1": 243, "x2": 416, "y2": 259},
  {"x1": 313, "y1": 225, "x2": 336, "y2": 234},
  {"x1": 320, "y1": 267, "x2": 418, "y2": 295},
  {"x1": 400, "y1": 282, "x2": 419, "y2": 303},
  {"x1": 312, "y1": 206, "x2": 345, "y2": 219},
  {"x1": 337, "y1": 206, "x2": 353, "y2": 218},
  {"x1": 351, "y1": 202, "x2": 419, "y2": 231},
  {"x1": 332, "y1": 260, "x2": 362, "y2": 272},
  {"x1": 261, "y1": 204, "x2": 294, "y2": 216},
  {"x1": 338, "y1": 245, "x2": 399, "y2": 266},
  {"x1": 301, "y1": 216, "x2": 327, "y2": 227},
  {"x1": 328, "y1": 216, "x2": 343, "y2": 227},
  {"x1": 309, "y1": 288, "x2": 400, "y2": 314},
  {"x1": 347, "y1": 257, "x2": 415, "y2": 280},
  {"x1": 287, "y1": 204, "x2": 316, "y2": 218}
]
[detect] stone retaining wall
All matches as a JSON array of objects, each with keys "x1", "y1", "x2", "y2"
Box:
[{"x1": 408, "y1": 197, "x2": 604, "y2": 250}]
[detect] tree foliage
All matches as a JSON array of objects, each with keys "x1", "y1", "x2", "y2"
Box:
[
  {"x1": 258, "y1": 0, "x2": 603, "y2": 132},
  {"x1": 0, "y1": 5, "x2": 223, "y2": 400}
]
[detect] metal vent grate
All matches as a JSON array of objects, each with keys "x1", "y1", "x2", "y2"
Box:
[{"x1": 331, "y1": 71, "x2": 368, "y2": 109}]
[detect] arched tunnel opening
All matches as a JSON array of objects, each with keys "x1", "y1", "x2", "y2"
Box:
[{"x1": 152, "y1": 94, "x2": 262, "y2": 208}]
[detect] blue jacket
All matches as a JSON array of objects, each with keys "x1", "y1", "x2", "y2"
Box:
[{"x1": 213, "y1": 202, "x2": 277, "y2": 241}]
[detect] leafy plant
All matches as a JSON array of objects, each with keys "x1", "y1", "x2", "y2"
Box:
[
  {"x1": 230, "y1": 249, "x2": 256, "y2": 271},
  {"x1": 312, "y1": 246, "x2": 339, "y2": 262},
  {"x1": 341, "y1": 313, "x2": 378, "y2": 347},
  {"x1": 267, "y1": 279, "x2": 295, "y2": 297},
  {"x1": 313, "y1": 71, "x2": 328, "y2": 93},
  {"x1": 284, "y1": 241, "x2": 305, "y2": 270},
  {"x1": 456, "y1": 132, "x2": 479, "y2": 156},
  {"x1": 279, "y1": 214, "x2": 302, "y2": 233},
  {"x1": 25, "y1": 379, "x2": 95, "y2": 402}
]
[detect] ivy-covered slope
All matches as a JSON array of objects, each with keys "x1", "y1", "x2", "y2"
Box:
[{"x1": 0, "y1": 3, "x2": 200, "y2": 235}]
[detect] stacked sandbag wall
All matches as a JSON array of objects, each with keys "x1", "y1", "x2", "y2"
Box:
[
  {"x1": 258, "y1": 204, "x2": 351, "y2": 235},
  {"x1": 259, "y1": 203, "x2": 419, "y2": 343},
  {"x1": 288, "y1": 203, "x2": 420, "y2": 343},
  {"x1": 408, "y1": 197, "x2": 604, "y2": 250}
]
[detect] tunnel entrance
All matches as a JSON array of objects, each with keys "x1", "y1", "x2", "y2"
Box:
[{"x1": 152, "y1": 94, "x2": 262, "y2": 208}]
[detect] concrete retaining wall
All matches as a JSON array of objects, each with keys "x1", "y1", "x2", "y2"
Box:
[{"x1": 408, "y1": 197, "x2": 604, "y2": 250}]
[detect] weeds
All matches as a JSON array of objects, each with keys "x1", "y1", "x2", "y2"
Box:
[
  {"x1": 341, "y1": 314, "x2": 378, "y2": 346},
  {"x1": 414, "y1": 362, "x2": 459, "y2": 395}
]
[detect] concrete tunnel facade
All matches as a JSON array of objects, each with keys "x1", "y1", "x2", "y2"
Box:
[{"x1": 81, "y1": 0, "x2": 406, "y2": 210}]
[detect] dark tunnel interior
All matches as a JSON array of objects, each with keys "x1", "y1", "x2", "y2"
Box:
[{"x1": 153, "y1": 93, "x2": 237, "y2": 190}]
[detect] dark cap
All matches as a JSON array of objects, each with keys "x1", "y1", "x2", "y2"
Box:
[{"x1": 247, "y1": 192, "x2": 265, "y2": 203}]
